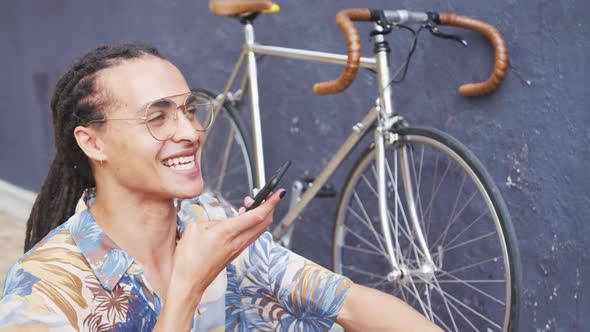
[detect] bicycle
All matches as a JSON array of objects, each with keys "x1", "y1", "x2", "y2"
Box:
[{"x1": 199, "y1": 1, "x2": 522, "y2": 331}]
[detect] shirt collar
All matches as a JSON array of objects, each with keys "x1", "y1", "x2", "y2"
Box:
[
  {"x1": 69, "y1": 189, "x2": 231, "y2": 291},
  {"x1": 69, "y1": 208, "x2": 135, "y2": 291},
  {"x1": 70, "y1": 189, "x2": 179, "y2": 291}
]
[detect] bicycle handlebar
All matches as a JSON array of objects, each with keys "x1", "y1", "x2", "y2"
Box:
[
  {"x1": 313, "y1": 8, "x2": 371, "y2": 96},
  {"x1": 436, "y1": 13, "x2": 508, "y2": 96},
  {"x1": 314, "y1": 9, "x2": 508, "y2": 97}
]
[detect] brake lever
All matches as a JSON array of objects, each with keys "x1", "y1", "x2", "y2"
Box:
[{"x1": 425, "y1": 21, "x2": 468, "y2": 47}]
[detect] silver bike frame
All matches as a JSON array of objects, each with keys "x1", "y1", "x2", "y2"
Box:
[{"x1": 215, "y1": 21, "x2": 435, "y2": 269}]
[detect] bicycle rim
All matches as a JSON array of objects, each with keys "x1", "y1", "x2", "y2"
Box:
[
  {"x1": 333, "y1": 126, "x2": 520, "y2": 331},
  {"x1": 196, "y1": 89, "x2": 254, "y2": 209}
]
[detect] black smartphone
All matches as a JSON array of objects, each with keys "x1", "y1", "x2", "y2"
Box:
[{"x1": 246, "y1": 160, "x2": 291, "y2": 211}]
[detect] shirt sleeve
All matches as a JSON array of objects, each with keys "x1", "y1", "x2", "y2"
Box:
[{"x1": 227, "y1": 232, "x2": 352, "y2": 331}]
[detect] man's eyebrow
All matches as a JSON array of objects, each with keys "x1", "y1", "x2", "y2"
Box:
[
  {"x1": 135, "y1": 101, "x2": 151, "y2": 115},
  {"x1": 134, "y1": 91, "x2": 190, "y2": 115},
  {"x1": 135, "y1": 99, "x2": 167, "y2": 115}
]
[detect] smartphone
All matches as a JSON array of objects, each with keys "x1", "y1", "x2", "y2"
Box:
[{"x1": 246, "y1": 160, "x2": 291, "y2": 211}]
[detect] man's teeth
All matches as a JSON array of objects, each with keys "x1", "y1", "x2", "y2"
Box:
[
  {"x1": 163, "y1": 155, "x2": 196, "y2": 168},
  {"x1": 169, "y1": 160, "x2": 195, "y2": 170}
]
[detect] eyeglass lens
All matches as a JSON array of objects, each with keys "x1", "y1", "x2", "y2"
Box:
[{"x1": 145, "y1": 93, "x2": 214, "y2": 140}]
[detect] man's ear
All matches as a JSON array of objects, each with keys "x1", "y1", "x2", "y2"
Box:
[{"x1": 73, "y1": 125, "x2": 106, "y2": 162}]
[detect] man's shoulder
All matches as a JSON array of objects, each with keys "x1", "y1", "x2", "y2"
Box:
[
  {"x1": 21, "y1": 216, "x2": 82, "y2": 261},
  {"x1": 3, "y1": 219, "x2": 88, "y2": 298}
]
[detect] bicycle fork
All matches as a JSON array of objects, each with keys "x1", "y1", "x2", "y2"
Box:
[{"x1": 374, "y1": 122, "x2": 437, "y2": 285}]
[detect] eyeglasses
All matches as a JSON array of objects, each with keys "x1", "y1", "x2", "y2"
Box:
[{"x1": 88, "y1": 91, "x2": 215, "y2": 141}]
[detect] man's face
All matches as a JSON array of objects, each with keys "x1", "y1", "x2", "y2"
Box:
[{"x1": 95, "y1": 56, "x2": 205, "y2": 200}]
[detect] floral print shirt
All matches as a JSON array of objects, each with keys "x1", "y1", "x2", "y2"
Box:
[{"x1": 0, "y1": 190, "x2": 351, "y2": 331}]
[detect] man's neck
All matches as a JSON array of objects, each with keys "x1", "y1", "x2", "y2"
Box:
[{"x1": 89, "y1": 183, "x2": 178, "y2": 272}]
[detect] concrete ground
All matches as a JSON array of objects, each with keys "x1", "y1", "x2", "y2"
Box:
[{"x1": 0, "y1": 213, "x2": 25, "y2": 295}]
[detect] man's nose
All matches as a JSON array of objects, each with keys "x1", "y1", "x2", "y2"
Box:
[{"x1": 171, "y1": 109, "x2": 199, "y2": 142}]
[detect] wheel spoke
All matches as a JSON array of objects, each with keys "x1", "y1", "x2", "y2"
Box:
[
  {"x1": 407, "y1": 283, "x2": 424, "y2": 311},
  {"x1": 443, "y1": 231, "x2": 497, "y2": 253},
  {"x1": 433, "y1": 283, "x2": 502, "y2": 329},
  {"x1": 352, "y1": 192, "x2": 389, "y2": 254},
  {"x1": 421, "y1": 157, "x2": 453, "y2": 225},
  {"x1": 405, "y1": 280, "x2": 434, "y2": 322},
  {"x1": 411, "y1": 274, "x2": 460, "y2": 331},
  {"x1": 436, "y1": 270, "x2": 506, "y2": 306},
  {"x1": 442, "y1": 209, "x2": 490, "y2": 250},
  {"x1": 434, "y1": 279, "x2": 506, "y2": 284},
  {"x1": 341, "y1": 244, "x2": 384, "y2": 257},
  {"x1": 341, "y1": 224, "x2": 390, "y2": 258},
  {"x1": 444, "y1": 256, "x2": 502, "y2": 275},
  {"x1": 433, "y1": 188, "x2": 480, "y2": 250},
  {"x1": 443, "y1": 294, "x2": 482, "y2": 332},
  {"x1": 364, "y1": 277, "x2": 394, "y2": 289},
  {"x1": 387, "y1": 209, "x2": 426, "y2": 264},
  {"x1": 383, "y1": 157, "x2": 409, "y2": 263},
  {"x1": 400, "y1": 283, "x2": 453, "y2": 332},
  {"x1": 409, "y1": 144, "x2": 428, "y2": 242},
  {"x1": 361, "y1": 173, "x2": 379, "y2": 197},
  {"x1": 346, "y1": 205, "x2": 387, "y2": 247},
  {"x1": 213, "y1": 125, "x2": 237, "y2": 192},
  {"x1": 430, "y1": 173, "x2": 467, "y2": 250},
  {"x1": 342, "y1": 265, "x2": 388, "y2": 280},
  {"x1": 398, "y1": 283, "x2": 410, "y2": 304},
  {"x1": 425, "y1": 273, "x2": 503, "y2": 329},
  {"x1": 426, "y1": 152, "x2": 440, "y2": 240}
]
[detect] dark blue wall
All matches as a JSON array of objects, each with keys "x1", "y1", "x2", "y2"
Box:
[{"x1": 1, "y1": 1, "x2": 588, "y2": 330}]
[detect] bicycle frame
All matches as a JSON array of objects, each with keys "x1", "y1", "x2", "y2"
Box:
[{"x1": 214, "y1": 22, "x2": 435, "y2": 271}]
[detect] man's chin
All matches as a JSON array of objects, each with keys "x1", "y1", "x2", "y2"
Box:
[{"x1": 173, "y1": 181, "x2": 203, "y2": 199}]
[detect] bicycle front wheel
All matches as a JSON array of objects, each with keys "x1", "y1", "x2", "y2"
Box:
[
  {"x1": 195, "y1": 89, "x2": 254, "y2": 208},
  {"x1": 333, "y1": 126, "x2": 521, "y2": 331}
]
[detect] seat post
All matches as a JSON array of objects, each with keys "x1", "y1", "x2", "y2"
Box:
[{"x1": 244, "y1": 22, "x2": 267, "y2": 189}]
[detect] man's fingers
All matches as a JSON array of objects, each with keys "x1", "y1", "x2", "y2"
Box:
[
  {"x1": 233, "y1": 216, "x2": 272, "y2": 251},
  {"x1": 233, "y1": 201, "x2": 278, "y2": 249},
  {"x1": 224, "y1": 190, "x2": 285, "y2": 237},
  {"x1": 250, "y1": 189, "x2": 284, "y2": 215},
  {"x1": 243, "y1": 196, "x2": 254, "y2": 208}
]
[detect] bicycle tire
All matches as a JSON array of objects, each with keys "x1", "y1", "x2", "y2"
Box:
[
  {"x1": 194, "y1": 88, "x2": 255, "y2": 209},
  {"x1": 333, "y1": 126, "x2": 521, "y2": 331}
]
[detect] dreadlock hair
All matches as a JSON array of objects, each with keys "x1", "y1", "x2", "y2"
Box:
[{"x1": 24, "y1": 43, "x2": 166, "y2": 252}]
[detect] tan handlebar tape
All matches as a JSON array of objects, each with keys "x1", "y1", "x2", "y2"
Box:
[
  {"x1": 438, "y1": 13, "x2": 508, "y2": 96},
  {"x1": 314, "y1": 8, "x2": 372, "y2": 96}
]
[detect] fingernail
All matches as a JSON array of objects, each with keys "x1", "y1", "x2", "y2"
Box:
[{"x1": 279, "y1": 191, "x2": 287, "y2": 199}]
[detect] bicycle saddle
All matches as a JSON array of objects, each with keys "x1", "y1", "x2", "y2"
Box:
[{"x1": 209, "y1": 0, "x2": 280, "y2": 16}]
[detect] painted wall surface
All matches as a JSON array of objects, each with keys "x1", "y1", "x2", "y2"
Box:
[{"x1": 1, "y1": 0, "x2": 588, "y2": 330}]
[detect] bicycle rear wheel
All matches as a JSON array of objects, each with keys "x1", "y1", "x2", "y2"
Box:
[
  {"x1": 195, "y1": 89, "x2": 254, "y2": 209},
  {"x1": 333, "y1": 126, "x2": 521, "y2": 331}
]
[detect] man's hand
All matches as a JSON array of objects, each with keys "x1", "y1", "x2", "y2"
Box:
[{"x1": 155, "y1": 190, "x2": 285, "y2": 332}]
